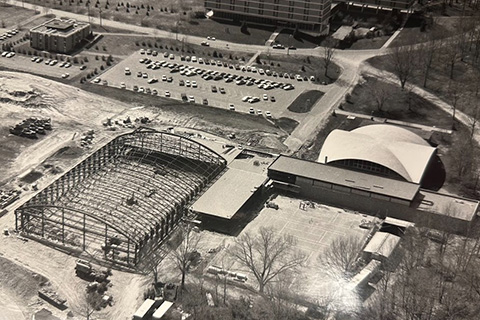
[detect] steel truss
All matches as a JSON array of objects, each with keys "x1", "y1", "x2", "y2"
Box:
[{"x1": 15, "y1": 128, "x2": 226, "y2": 266}]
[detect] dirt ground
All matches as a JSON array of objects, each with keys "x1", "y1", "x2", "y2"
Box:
[{"x1": 0, "y1": 69, "x2": 291, "y2": 319}]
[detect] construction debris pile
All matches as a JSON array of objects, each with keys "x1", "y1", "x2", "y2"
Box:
[
  {"x1": 80, "y1": 130, "x2": 95, "y2": 148},
  {"x1": 9, "y1": 117, "x2": 52, "y2": 139},
  {"x1": 0, "y1": 189, "x2": 21, "y2": 209},
  {"x1": 102, "y1": 116, "x2": 152, "y2": 131},
  {"x1": 38, "y1": 286, "x2": 68, "y2": 310}
]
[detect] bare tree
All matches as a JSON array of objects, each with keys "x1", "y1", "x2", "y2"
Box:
[
  {"x1": 323, "y1": 38, "x2": 336, "y2": 78},
  {"x1": 365, "y1": 79, "x2": 392, "y2": 112},
  {"x1": 169, "y1": 222, "x2": 201, "y2": 291},
  {"x1": 141, "y1": 245, "x2": 167, "y2": 286},
  {"x1": 389, "y1": 44, "x2": 418, "y2": 89},
  {"x1": 265, "y1": 273, "x2": 303, "y2": 320},
  {"x1": 418, "y1": 37, "x2": 440, "y2": 88},
  {"x1": 320, "y1": 235, "x2": 363, "y2": 277},
  {"x1": 229, "y1": 227, "x2": 306, "y2": 293},
  {"x1": 78, "y1": 291, "x2": 102, "y2": 320},
  {"x1": 443, "y1": 39, "x2": 460, "y2": 80},
  {"x1": 447, "y1": 81, "x2": 462, "y2": 129}
]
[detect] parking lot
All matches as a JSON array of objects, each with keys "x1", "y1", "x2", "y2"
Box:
[
  {"x1": 0, "y1": 51, "x2": 83, "y2": 79},
  {"x1": 95, "y1": 50, "x2": 322, "y2": 118}
]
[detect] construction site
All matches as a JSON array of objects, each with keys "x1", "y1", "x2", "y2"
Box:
[{"x1": 14, "y1": 127, "x2": 227, "y2": 266}]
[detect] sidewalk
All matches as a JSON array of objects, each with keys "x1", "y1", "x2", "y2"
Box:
[{"x1": 334, "y1": 109, "x2": 452, "y2": 134}]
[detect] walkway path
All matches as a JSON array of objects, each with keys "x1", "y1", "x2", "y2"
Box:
[
  {"x1": 265, "y1": 28, "x2": 281, "y2": 46},
  {"x1": 362, "y1": 64, "x2": 480, "y2": 146},
  {"x1": 245, "y1": 50, "x2": 262, "y2": 66},
  {"x1": 334, "y1": 109, "x2": 453, "y2": 134}
]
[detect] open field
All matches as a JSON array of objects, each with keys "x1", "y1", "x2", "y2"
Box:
[{"x1": 0, "y1": 4, "x2": 38, "y2": 28}]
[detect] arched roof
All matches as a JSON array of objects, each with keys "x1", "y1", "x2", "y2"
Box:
[{"x1": 318, "y1": 125, "x2": 436, "y2": 184}]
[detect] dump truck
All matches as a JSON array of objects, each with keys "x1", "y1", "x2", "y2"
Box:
[{"x1": 75, "y1": 259, "x2": 93, "y2": 276}]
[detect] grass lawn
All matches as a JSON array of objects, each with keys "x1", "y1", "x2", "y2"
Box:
[
  {"x1": 253, "y1": 53, "x2": 341, "y2": 84},
  {"x1": 178, "y1": 19, "x2": 276, "y2": 46},
  {"x1": 344, "y1": 76, "x2": 454, "y2": 128},
  {"x1": 275, "y1": 29, "x2": 324, "y2": 49},
  {"x1": 274, "y1": 117, "x2": 299, "y2": 134},
  {"x1": 287, "y1": 90, "x2": 324, "y2": 113},
  {"x1": 367, "y1": 47, "x2": 480, "y2": 119},
  {"x1": 19, "y1": 14, "x2": 55, "y2": 31},
  {"x1": 85, "y1": 34, "x2": 254, "y2": 61},
  {"x1": 0, "y1": 4, "x2": 38, "y2": 29},
  {"x1": 348, "y1": 36, "x2": 390, "y2": 50}
]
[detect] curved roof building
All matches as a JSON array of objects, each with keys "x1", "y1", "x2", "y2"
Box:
[{"x1": 318, "y1": 125, "x2": 436, "y2": 184}]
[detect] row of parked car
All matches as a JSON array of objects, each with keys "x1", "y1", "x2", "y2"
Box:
[
  {"x1": 0, "y1": 29, "x2": 19, "y2": 41},
  {"x1": 136, "y1": 56, "x2": 295, "y2": 93},
  {"x1": 1, "y1": 51, "x2": 15, "y2": 58}
]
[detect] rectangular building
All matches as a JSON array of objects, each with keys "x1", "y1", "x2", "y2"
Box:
[
  {"x1": 267, "y1": 155, "x2": 479, "y2": 234},
  {"x1": 30, "y1": 18, "x2": 91, "y2": 54},
  {"x1": 204, "y1": 0, "x2": 331, "y2": 35}
]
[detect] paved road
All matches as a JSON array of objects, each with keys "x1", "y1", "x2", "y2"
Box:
[{"x1": 7, "y1": 0, "x2": 469, "y2": 155}]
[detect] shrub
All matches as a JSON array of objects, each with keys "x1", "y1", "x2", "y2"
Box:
[
  {"x1": 95, "y1": 55, "x2": 99, "y2": 60},
  {"x1": 100, "y1": 65, "x2": 104, "y2": 70}
]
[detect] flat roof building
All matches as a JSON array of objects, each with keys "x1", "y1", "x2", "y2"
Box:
[
  {"x1": 204, "y1": 0, "x2": 331, "y2": 35},
  {"x1": 268, "y1": 155, "x2": 479, "y2": 234},
  {"x1": 30, "y1": 18, "x2": 91, "y2": 54}
]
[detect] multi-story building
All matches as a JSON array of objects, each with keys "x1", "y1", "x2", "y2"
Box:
[
  {"x1": 30, "y1": 18, "x2": 91, "y2": 54},
  {"x1": 204, "y1": 0, "x2": 331, "y2": 35}
]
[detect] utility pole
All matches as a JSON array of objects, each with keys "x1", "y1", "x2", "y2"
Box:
[{"x1": 87, "y1": 4, "x2": 91, "y2": 24}]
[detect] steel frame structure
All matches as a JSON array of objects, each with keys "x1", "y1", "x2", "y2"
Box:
[{"x1": 15, "y1": 128, "x2": 226, "y2": 266}]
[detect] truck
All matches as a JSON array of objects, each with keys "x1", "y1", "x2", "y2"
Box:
[
  {"x1": 151, "y1": 301, "x2": 174, "y2": 320},
  {"x1": 132, "y1": 299, "x2": 160, "y2": 320},
  {"x1": 75, "y1": 259, "x2": 93, "y2": 276}
]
